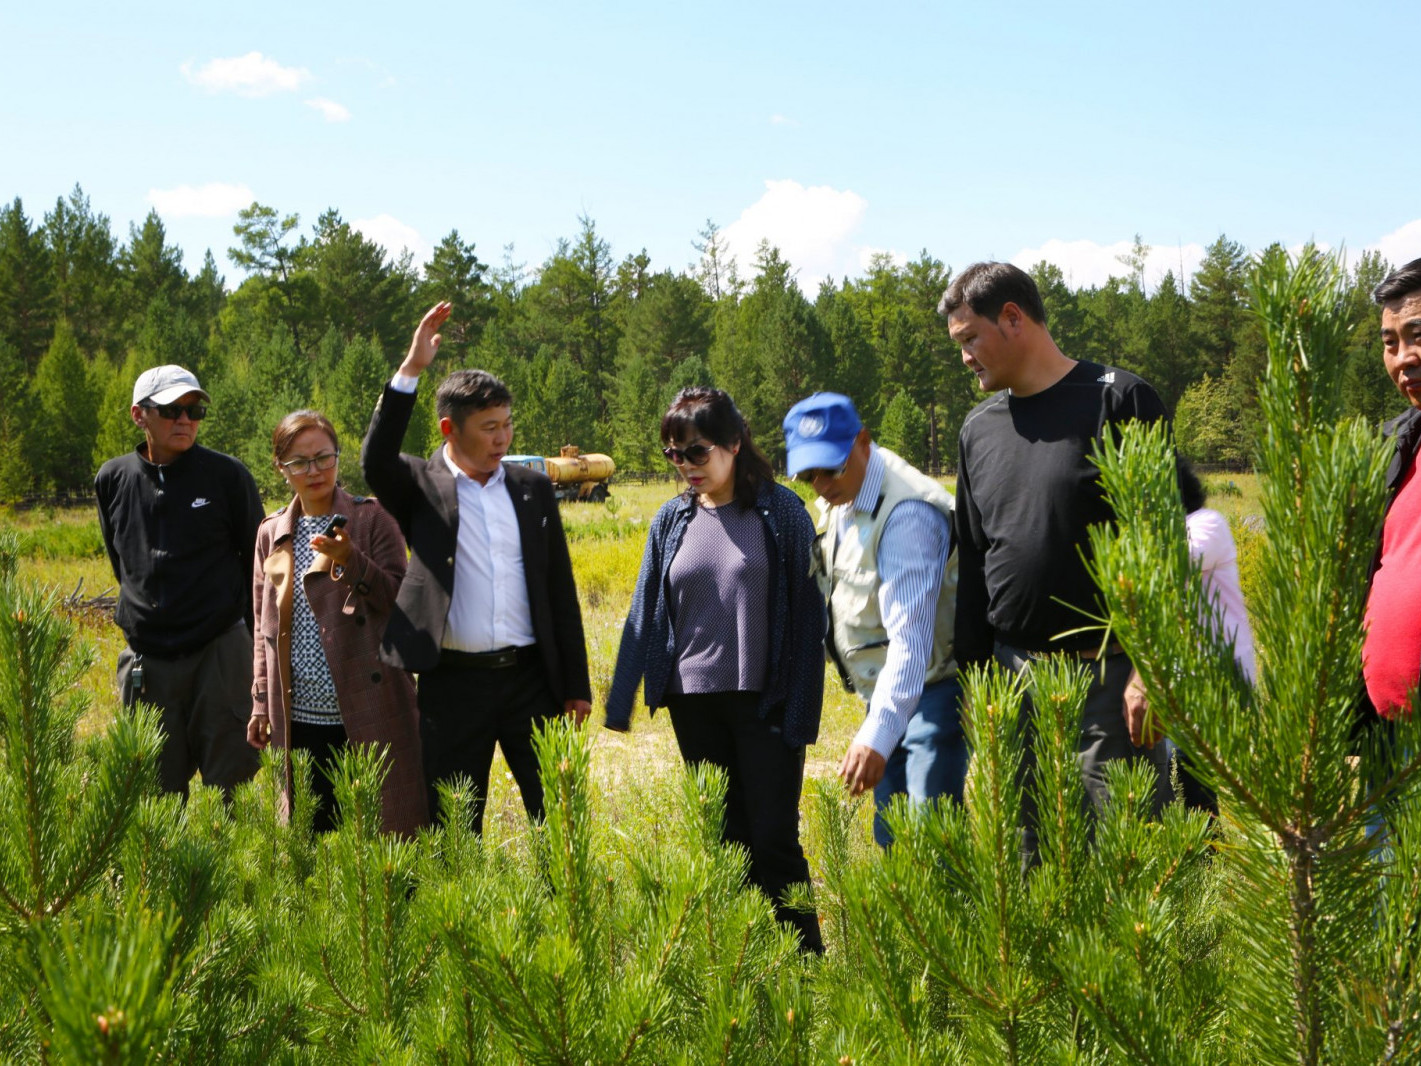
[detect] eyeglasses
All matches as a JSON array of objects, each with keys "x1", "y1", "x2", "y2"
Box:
[
  {"x1": 143, "y1": 402, "x2": 208, "y2": 421},
  {"x1": 279, "y1": 451, "x2": 340, "y2": 476},
  {"x1": 662, "y1": 443, "x2": 716, "y2": 466},
  {"x1": 795, "y1": 464, "x2": 847, "y2": 483}
]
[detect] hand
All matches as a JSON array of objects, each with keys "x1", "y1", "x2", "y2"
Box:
[
  {"x1": 838, "y1": 743, "x2": 887, "y2": 797},
  {"x1": 246, "y1": 714, "x2": 270, "y2": 750},
  {"x1": 311, "y1": 527, "x2": 353, "y2": 568},
  {"x1": 1124, "y1": 669, "x2": 1157, "y2": 747},
  {"x1": 565, "y1": 699, "x2": 592, "y2": 727},
  {"x1": 398, "y1": 302, "x2": 451, "y2": 377}
]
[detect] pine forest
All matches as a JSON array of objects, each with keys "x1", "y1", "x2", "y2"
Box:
[{"x1": 0, "y1": 188, "x2": 1419, "y2": 1063}]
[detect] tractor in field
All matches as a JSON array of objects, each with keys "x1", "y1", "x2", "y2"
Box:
[{"x1": 506, "y1": 445, "x2": 615, "y2": 502}]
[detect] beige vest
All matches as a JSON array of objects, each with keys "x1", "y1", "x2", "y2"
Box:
[{"x1": 816, "y1": 446, "x2": 958, "y2": 700}]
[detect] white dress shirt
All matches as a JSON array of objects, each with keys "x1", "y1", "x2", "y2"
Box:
[
  {"x1": 441, "y1": 451, "x2": 535, "y2": 651},
  {"x1": 389, "y1": 373, "x2": 534, "y2": 651}
]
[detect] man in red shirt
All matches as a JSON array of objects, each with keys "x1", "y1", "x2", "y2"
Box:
[{"x1": 1364, "y1": 258, "x2": 1421, "y2": 719}]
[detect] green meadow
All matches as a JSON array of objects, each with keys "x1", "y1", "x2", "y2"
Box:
[{"x1": 3, "y1": 470, "x2": 1263, "y2": 779}]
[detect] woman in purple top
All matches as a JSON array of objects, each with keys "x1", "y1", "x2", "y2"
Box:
[{"x1": 606, "y1": 387, "x2": 826, "y2": 953}]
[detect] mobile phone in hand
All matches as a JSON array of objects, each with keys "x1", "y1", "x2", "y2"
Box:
[{"x1": 322, "y1": 514, "x2": 348, "y2": 538}]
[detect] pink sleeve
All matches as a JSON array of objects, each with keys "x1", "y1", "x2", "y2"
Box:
[{"x1": 1186, "y1": 509, "x2": 1234, "y2": 574}]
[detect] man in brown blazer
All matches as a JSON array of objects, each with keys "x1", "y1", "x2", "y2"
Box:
[{"x1": 361, "y1": 302, "x2": 592, "y2": 832}]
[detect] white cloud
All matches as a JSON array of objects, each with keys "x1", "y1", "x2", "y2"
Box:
[
  {"x1": 305, "y1": 97, "x2": 351, "y2": 122},
  {"x1": 721, "y1": 179, "x2": 869, "y2": 288},
  {"x1": 769, "y1": 114, "x2": 797, "y2": 127},
  {"x1": 181, "y1": 52, "x2": 312, "y2": 97},
  {"x1": 146, "y1": 182, "x2": 255, "y2": 218},
  {"x1": 1010, "y1": 237, "x2": 1207, "y2": 292},
  {"x1": 1369, "y1": 219, "x2": 1421, "y2": 267},
  {"x1": 352, "y1": 214, "x2": 431, "y2": 267}
]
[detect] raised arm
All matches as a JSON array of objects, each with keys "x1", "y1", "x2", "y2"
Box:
[
  {"x1": 397, "y1": 301, "x2": 452, "y2": 379},
  {"x1": 362, "y1": 303, "x2": 451, "y2": 524}
]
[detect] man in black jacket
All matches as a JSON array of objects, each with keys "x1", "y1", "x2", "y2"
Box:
[
  {"x1": 361, "y1": 302, "x2": 592, "y2": 832},
  {"x1": 95, "y1": 364, "x2": 263, "y2": 799}
]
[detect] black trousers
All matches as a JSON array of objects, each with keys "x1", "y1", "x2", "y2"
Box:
[
  {"x1": 995, "y1": 643, "x2": 1168, "y2": 862},
  {"x1": 117, "y1": 623, "x2": 259, "y2": 801},
  {"x1": 290, "y1": 718, "x2": 349, "y2": 834},
  {"x1": 666, "y1": 692, "x2": 824, "y2": 954},
  {"x1": 1173, "y1": 748, "x2": 1219, "y2": 815},
  {"x1": 417, "y1": 648, "x2": 560, "y2": 834}
]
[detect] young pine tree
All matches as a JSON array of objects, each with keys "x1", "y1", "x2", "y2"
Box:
[
  {"x1": 1084, "y1": 245, "x2": 1421, "y2": 1064},
  {"x1": 0, "y1": 533, "x2": 164, "y2": 1057}
]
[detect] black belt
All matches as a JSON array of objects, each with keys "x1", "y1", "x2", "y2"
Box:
[
  {"x1": 439, "y1": 645, "x2": 538, "y2": 670},
  {"x1": 997, "y1": 639, "x2": 1125, "y2": 661}
]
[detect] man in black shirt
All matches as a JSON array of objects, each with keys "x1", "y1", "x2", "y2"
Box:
[
  {"x1": 939, "y1": 262, "x2": 1168, "y2": 849},
  {"x1": 95, "y1": 365, "x2": 263, "y2": 799}
]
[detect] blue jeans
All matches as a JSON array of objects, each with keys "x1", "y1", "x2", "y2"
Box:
[{"x1": 873, "y1": 676, "x2": 968, "y2": 847}]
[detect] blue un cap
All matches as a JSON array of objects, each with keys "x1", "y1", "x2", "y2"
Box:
[{"x1": 783, "y1": 393, "x2": 863, "y2": 478}]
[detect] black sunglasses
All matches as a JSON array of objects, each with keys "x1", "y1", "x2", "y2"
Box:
[
  {"x1": 662, "y1": 443, "x2": 716, "y2": 466},
  {"x1": 144, "y1": 402, "x2": 208, "y2": 421},
  {"x1": 795, "y1": 463, "x2": 847, "y2": 483}
]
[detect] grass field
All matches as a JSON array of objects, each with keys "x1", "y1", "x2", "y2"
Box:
[{"x1": 1, "y1": 471, "x2": 1265, "y2": 843}]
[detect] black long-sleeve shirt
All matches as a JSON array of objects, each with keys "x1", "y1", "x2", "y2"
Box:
[
  {"x1": 954, "y1": 360, "x2": 1168, "y2": 665},
  {"x1": 95, "y1": 443, "x2": 264, "y2": 657}
]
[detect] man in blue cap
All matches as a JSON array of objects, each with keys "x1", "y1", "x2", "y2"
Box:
[{"x1": 784, "y1": 393, "x2": 965, "y2": 846}]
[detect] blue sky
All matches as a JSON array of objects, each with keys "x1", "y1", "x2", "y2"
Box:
[{"x1": 4, "y1": 0, "x2": 1416, "y2": 292}]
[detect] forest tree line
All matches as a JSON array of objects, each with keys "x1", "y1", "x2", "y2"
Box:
[{"x1": 0, "y1": 185, "x2": 1407, "y2": 503}]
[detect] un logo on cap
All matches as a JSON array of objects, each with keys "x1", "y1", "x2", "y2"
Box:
[{"x1": 798, "y1": 414, "x2": 826, "y2": 438}]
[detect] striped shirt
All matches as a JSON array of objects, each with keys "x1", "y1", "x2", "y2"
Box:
[{"x1": 839, "y1": 446, "x2": 952, "y2": 757}]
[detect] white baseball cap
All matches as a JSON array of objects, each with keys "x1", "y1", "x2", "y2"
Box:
[{"x1": 132, "y1": 365, "x2": 211, "y2": 407}]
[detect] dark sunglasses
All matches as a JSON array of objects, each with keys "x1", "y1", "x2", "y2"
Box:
[
  {"x1": 795, "y1": 464, "x2": 847, "y2": 483},
  {"x1": 662, "y1": 443, "x2": 716, "y2": 466},
  {"x1": 144, "y1": 402, "x2": 208, "y2": 421}
]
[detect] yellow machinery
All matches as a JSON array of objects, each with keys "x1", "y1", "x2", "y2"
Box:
[{"x1": 507, "y1": 445, "x2": 616, "y2": 501}]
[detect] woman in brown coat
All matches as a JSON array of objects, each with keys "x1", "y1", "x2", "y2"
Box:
[{"x1": 248, "y1": 410, "x2": 428, "y2": 835}]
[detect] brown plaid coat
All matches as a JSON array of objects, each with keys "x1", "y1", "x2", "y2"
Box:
[{"x1": 251, "y1": 486, "x2": 429, "y2": 836}]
